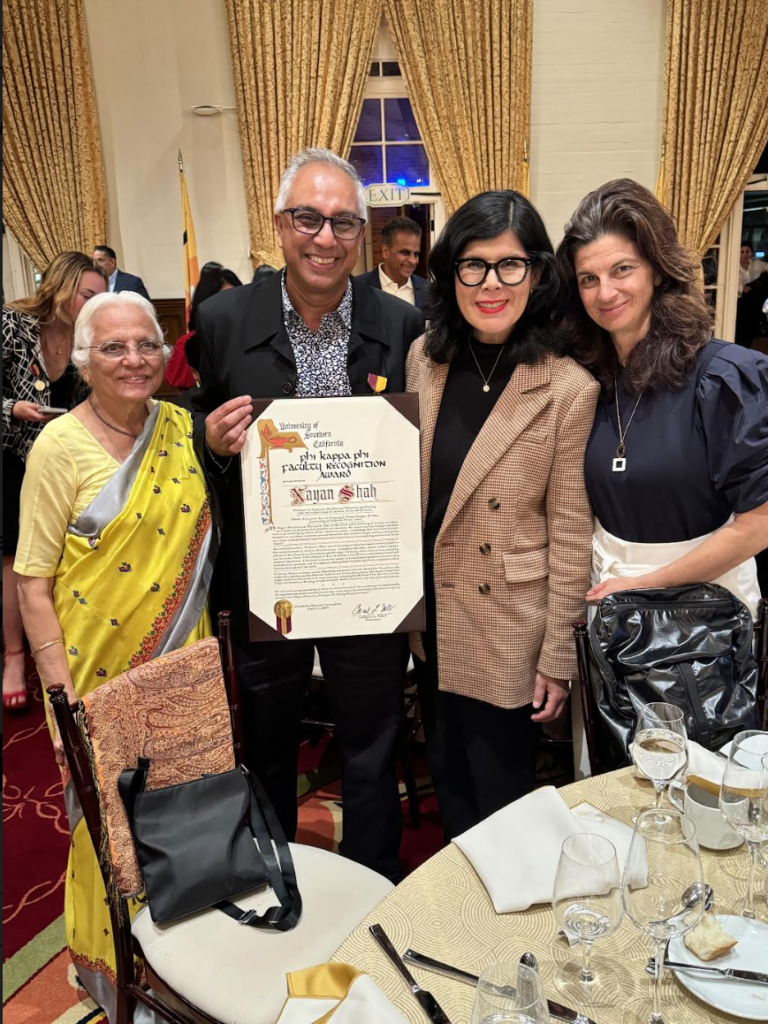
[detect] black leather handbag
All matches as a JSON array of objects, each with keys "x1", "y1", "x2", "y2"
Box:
[
  {"x1": 118, "y1": 759, "x2": 302, "y2": 928},
  {"x1": 588, "y1": 583, "x2": 760, "y2": 771}
]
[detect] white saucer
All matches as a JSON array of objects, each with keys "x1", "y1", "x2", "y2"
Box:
[{"x1": 668, "y1": 915, "x2": 768, "y2": 1021}]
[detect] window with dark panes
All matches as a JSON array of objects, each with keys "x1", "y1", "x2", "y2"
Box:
[{"x1": 349, "y1": 95, "x2": 429, "y2": 188}]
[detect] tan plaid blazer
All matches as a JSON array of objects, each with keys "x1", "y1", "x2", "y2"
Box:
[{"x1": 407, "y1": 339, "x2": 600, "y2": 708}]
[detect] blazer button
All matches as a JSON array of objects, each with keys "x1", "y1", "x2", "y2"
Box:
[
  {"x1": 479, "y1": 542, "x2": 491, "y2": 555},
  {"x1": 488, "y1": 497, "x2": 501, "y2": 510},
  {"x1": 478, "y1": 582, "x2": 491, "y2": 595},
  {"x1": 282, "y1": 381, "x2": 293, "y2": 395}
]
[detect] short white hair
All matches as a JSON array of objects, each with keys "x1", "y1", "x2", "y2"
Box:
[
  {"x1": 274, "y1": 147, "x2": 367, "y2": 219},
  {"x1": 72, "y1": 291, "x2": 170, "y2": 369}
]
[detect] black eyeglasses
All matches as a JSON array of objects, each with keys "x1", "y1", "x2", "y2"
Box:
[
  {"x1": 454, "y1": 257, "x2": 534, "y2": 287},
  {"x1": 282, "y1": 207, "x2": 366, "y2": 241}
]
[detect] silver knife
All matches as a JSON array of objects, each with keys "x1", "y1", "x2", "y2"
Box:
[
  {"x1": 403, "y1": 948, "x2": 597, "y2": 1024},
  {"x1": 661, "y1": 960, "x2": 768, "y2": 985},
  {"x1": 370, "y1": 925, "x2": 453, "y2": 1023}
]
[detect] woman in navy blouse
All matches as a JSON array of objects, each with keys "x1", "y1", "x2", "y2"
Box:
[{"x1": 556, "y1": 179, "x2": 768, "y2": 621}]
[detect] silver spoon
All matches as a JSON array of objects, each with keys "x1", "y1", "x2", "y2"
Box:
[
  {"x1": 645, "y1": 883, "x2": 715, "y2": 975},
  {"x1": 520, "y1": 951, "x2": 539, "y2": 972}
]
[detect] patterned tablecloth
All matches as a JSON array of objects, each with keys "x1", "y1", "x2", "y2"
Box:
[{"x1": 333, "y1": 767, "x2": 761, "y2": 1023}]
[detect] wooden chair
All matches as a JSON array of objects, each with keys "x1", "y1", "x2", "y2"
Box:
[
  {"x1": 48, "y1": 611, "x2": 393, "y2": 1024},
  {"x1": 573, "y1": 597, "x2": 768, "y2": 777}
]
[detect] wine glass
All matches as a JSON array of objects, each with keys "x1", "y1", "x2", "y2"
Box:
[
  {"x1": 631, "y1": 702, "x2": 688, "y2": 816},
  {"x1": 621, "y1": 808, "x2": 704, "y2": 1024},
  {"x1": 470, "y1": 962, "x2": 549, "y2": 1024},
  {"x1": 719, "y1": 733, "x2": 768, "y2": 920},
  {"x1": 552, "y1": 833, "x2": 624, "y2": 1006}
]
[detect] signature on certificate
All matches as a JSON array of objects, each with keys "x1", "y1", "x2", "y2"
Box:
[{"x1": 352, "y1": 602, "x2": 395, "y2": 621}]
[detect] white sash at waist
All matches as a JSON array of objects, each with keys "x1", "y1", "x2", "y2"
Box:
[{"x1": 592, "y1": 519, "x2": 761, "y2": 620}]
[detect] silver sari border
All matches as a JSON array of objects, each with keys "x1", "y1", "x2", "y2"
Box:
[{"x1": 68, "y1": 403, "x2": 161, "y2": 539}]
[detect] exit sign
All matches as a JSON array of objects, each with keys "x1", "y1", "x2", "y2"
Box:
[{"x1": 364, "y1": 183, "x2": 411, "y2": 207}]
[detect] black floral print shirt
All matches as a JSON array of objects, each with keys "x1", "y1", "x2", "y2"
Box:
[{"x1": 280, "y1": 270, "x2": 352, "y2": 397}]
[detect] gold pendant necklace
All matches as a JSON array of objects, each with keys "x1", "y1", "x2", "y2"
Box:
[
  {"x1": 612, "y1": 377, "x2": 642, "y2": 472},
  {"x1": 468, "y1": 337, "x2": 508, "y2": 392}
]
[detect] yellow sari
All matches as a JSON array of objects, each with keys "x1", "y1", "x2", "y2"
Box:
[{"x1": 53, "y1": 402, "x2": 212, "y2": 1016}]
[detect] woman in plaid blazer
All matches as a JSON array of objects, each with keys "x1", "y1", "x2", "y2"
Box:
[{"x1": 407, "y1": 191, "x2": 599, "y2": 839}]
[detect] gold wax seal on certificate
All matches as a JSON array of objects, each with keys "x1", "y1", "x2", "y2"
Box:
[{"x1": 274, "y1": 599, "x2": 293, "y2": 635}]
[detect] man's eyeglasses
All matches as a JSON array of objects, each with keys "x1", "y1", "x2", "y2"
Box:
[
  {"x1": 89, "y1": 341, "x2": 164, "y2": 360},
  {"x1": 282, "y1": 207, "x2": 366, "y2": 241},
  {"x1": 454, "y1": 257, "x2": 534, "y2": 287}
]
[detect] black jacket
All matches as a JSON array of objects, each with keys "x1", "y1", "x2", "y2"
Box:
[
  {"x1": 192, "y1": 271, "x2": 425, "y2": 640},
  {"x1": 114, "y1": 269, "x2": 150, "y2": 301},
  {"x1": 356, "y1": 267, "x2": 429, "y2": 311}
]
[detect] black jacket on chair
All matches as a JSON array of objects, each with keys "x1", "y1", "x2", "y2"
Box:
[
  {"x1": 357, "y1": 267, "x2": 429, "y2": 311},
  {"x1": 191, "y1": 271, "x2": 425, "y2": 640}
]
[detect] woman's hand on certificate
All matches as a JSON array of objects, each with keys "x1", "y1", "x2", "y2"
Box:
[
  {"x1": 530, "y1": 672, "x2": 569, "y2": 722},
  {"x1": 205, "y1": 396, "x2": 253, "y2": 457}
]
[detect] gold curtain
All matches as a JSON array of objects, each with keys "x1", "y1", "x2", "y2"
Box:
[
  {"x1": 383, "y1": 0, "x2": 532, "y2": 216},
  {"x1": 2, "y1": 0, "x2": 108, "y2": 269},
  {"x1": 657, "y1": 0, "x2": 768, "y2": 254},
  {"x1": 225, "y1": 0, "x2": 383, "y2": 268}
]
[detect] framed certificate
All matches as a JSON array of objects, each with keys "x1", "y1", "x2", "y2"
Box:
[{"x1": 241, "y1": 394, "x2": 425, "y2": 641}]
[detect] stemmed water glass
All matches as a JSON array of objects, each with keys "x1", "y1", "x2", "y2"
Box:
[
  {"x1": 631, "y1": 702, "x2": 688, "y2": 816},
  {"x1": 552, "y1": 833, "x2": 624, "y2": 1006},
  {"x1": 719, "y1": 733, "x2": 768, "y2": 920},
  {"x1": 470, "y1": 961, "x2": 549, "y2": 1024},
  {"x1": 621, "y1": 808, "x2": 704, "y2": 1024}
]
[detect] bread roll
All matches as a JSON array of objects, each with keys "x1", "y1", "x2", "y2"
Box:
[{"x1": 684, "y1": 914, "x2": 737, "y2": 961}]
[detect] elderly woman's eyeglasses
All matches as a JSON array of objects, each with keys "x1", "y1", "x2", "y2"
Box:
[
  {"x1": 90, "y1": 341, "x2": 164, "y2": 360},
  {"x1": 454, "y1": 257, "x2": 534, "y2": 287},
  {"x1": 282, "y1": 207, "x2": 366, "y2": 241}
]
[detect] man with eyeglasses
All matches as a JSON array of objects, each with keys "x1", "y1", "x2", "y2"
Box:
[
  {"x1": 357, "y1": 215, "x2": 429, "y2": 310},
  {"x1": 192, "y1": 148, "x2": 424, "y2": 882}
]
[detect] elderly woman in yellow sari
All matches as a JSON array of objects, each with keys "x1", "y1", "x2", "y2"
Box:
[{"x1": 16, "y1": 290, "x2": 213, "y2": 1018}]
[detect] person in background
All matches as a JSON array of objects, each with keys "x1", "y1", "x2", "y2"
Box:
[
  {"x1": 253, "y1": 263, "x2": 278, "y2": 283},
  {"x1": 93, "y1": 245, "x2": 150, "y2": 300},
  {"x1": 193, "y1": 147, "x2": 424, "y2": 881},
  {"x1": 407, "y1": 190, "x2": 598, "y2": 839},
  {"x1": 169, "y1": 332, "x2": 202, "y2": 411},
  {"x1": 2, "y1": 252, "x2": 107, "y2": 711},
  {"x1": 15, "y1": 290, "x2": 212, "y2": 1018},
  {"x1": 358, "y1": 215, "x2": 429, "y2": 309},
  {"x1": 165, "y1": 264, "x2": 243, "y2": 389},
  {"x1": 557, "y1": 180, "x2": 768, "y2": 771},
  {"x1": 739, "y1": 243, "x2": 768, "y2": 296}
]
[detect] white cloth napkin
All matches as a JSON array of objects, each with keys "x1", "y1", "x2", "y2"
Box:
[
  {"x1": 686, "y1": 739, "x2": 727, "y2": 791},
  {"x1": 453, "y1": 785, "x2": 645, "y2": 913}
]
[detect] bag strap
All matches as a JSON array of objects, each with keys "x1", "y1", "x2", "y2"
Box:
[
  {"x1": 215, "y1": 766, "x2": 303, "y2": 931},
  {"x1": 117, "y1": 756, "x2": 150, "y2": 822}
]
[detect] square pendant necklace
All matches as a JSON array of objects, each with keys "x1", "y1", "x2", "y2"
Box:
[{"x1": 612, "y1": 378, "x2": 643, "y2": 472}]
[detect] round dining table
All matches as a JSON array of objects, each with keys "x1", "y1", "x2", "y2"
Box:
[{"x1": 332, "y1": 767, "x2": 763, "y2": 1023}]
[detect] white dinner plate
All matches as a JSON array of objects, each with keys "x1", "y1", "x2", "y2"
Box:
[{"x1": 668, "y1": 916, "x2": 768, "y2": 1020}]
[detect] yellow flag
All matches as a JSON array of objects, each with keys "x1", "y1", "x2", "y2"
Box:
[{"x1": 179, "y1": 151, "x2": 199, "y2": 320}]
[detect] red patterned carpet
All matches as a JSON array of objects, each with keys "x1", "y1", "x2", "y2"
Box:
[
  {"x1": 3, "y1": 668, "x2": 70, "y2": 960},
  {"x1": 2, "y1": 660, "x2": 442, "y2": 1022}
]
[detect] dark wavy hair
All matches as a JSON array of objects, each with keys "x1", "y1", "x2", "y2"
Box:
[
  {"x1": 424, "y1": 190, "x2": 564, "y2": 364},
  {"x1": 556, "y1": 179, "x2": 713, "y2": 395},
  {"x1": 188, "y1": 265, "x2": 243, "y2": 331}
]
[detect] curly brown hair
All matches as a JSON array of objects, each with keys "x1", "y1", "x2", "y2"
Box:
[{"x1": 556, "y1": 179, "x2": 713, "y2": 395}]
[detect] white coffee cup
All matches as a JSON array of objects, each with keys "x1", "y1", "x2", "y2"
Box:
[{"x1": 668, "y1": 780, "x2": 743, "y2": 851}]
